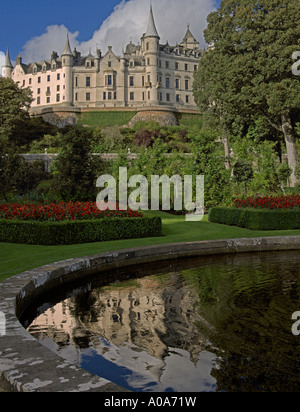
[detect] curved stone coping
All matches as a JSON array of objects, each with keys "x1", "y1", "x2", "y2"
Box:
[{"x1": 1, "y1": 236, "x2": 300, "y2": 392}]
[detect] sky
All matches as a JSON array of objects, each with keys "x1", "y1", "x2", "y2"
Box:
[{"x1": 0, "y1": 0, "x2": 220, "y2": 71}]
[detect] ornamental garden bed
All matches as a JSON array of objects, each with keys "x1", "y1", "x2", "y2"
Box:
[
  {"x1": 0, "y1": 202, "x2": 162, "y2": 245},
  {"x1": 208, "y1": 195, "x2": 300, "y2": 231}
]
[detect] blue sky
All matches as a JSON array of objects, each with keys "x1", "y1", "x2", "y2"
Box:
[{"x1": 0, "y1": 0, "x2": 220, "y2": 67}]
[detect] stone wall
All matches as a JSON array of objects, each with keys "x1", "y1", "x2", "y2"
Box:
[{"x1": 127, "y1": 109, "x2": 178, "y2": 127}]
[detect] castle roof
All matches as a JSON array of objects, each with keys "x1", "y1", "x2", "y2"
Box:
[
  {"x1": 4, "y1": 48, "x2": 13, "y2": 68},
  {"x1": 145, "y1": 5, "x2": 159, "y2": 38},
  {"x1": 182, "y1": 25, "x2": 197, "y2": 43},
  {"x1": 62, "y1": 34, "x2": 73, "y2": 56}
]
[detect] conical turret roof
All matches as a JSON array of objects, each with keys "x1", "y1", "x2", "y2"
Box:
[
  {"x1": 145, "y1": 5, "x2": 159, "y2": 38},
  {"x1": 4, "y1": 47, "x2": 13, "y2": 68},
  {"x1": 62, "y1": 34, "x2": 73, "y2": 56}
]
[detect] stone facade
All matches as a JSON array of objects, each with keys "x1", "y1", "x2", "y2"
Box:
[{"x1": 2, "y1": 6, "x2": 202, "y2": 115}]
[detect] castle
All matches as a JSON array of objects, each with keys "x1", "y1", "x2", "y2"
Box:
[{"x1": 2, "y1": 5, "x2": 202, "y2": 120}]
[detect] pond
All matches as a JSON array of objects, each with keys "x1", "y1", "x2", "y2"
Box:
[{"x1": 22, "y1": 251, "x2": 300, "y2": 392}]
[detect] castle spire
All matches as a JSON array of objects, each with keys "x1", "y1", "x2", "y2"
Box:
[
  {"x1": 4, "y1": 47, "x2": 13, "y2": 68},
  {"x1": 62, "y1": 33, "x2": 72, "y2": 56},
  {"x1": 145, "y1": 4, "x2": 160, "y2": 38}
]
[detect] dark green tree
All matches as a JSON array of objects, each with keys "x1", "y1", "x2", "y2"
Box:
[
  {"x1": 0, "y1": 77, "x2": 33, "y2": 141},
  {"x1": 51, "y1": 125, "x2": 103, "y2": 201},
  {"x1": 193, "y1": 0, "x2": 300, "y2": 186}
]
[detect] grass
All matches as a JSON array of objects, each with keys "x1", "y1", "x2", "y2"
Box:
[
  {"x1": 80, "y1": 111, "x2": 137, "y2": 128},
  {"x1": 1, "y1": 211, "x2": 300, "y2": 283}
]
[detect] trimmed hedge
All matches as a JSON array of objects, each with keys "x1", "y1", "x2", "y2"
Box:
[
  {"x1": 208, "y1": 207, "x2": 300, "y2": 231},
  {"x1": 0, "y1": 217, "x2": 162, "y2": 245}
]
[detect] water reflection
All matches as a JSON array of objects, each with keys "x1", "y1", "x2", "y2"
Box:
[{"x1": 25, "y1": 251, "x2": 300, "y2": 392}]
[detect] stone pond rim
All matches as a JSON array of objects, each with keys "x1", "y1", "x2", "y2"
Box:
[{"x1": 1, "y1": 236, "x2": 300, "y2": 392}]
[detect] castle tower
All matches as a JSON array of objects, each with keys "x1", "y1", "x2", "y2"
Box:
[
  {"x1": 61, "y1": 34, "x2": 73, "y2": 106},
  {"x1": 143, "y1": 5, "x2": 160, "y2": 105},
  {"x1": 2, "y1": 47, "x2": 13, "y2": 78}
]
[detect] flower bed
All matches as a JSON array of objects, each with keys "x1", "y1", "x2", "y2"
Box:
[
  {"x1": 0, "y1": 202, "x2": 163, "y2": 245},
  {"x1": 209, "y1": 195, "x2": 300, "y2": 230},
  {"x1": 234, "y1": 195, "x2": 300, "y2": 210},
  {"x1": 0, "y1": 201, "x2": 143, "y2": 222}
]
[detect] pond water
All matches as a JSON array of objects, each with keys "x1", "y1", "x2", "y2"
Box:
[{"x1": 23, "y1": 251, "x2": 300, "y2": 392}]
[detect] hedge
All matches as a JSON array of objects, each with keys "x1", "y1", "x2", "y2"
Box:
[
  {"x1": 0, "y1": 217, "x2": 162, "y2": 245},
  {"x1": 208, "y1": 207, "x2": 300, "y2": 231}
]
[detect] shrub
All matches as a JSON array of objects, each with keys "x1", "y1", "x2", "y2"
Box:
[
  {"x1": 208, "y1": 207, "x2": 300, "y2": 230},
  {"x1": 0, "y1": 216, "x2": 162, "y2": 245}
]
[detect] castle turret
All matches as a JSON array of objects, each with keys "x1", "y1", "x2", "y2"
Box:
[
  {"x1": 62, "y1": 34, "x2": 73, "y2": 106},
  {"x1": 143, "y1": 5, "x2": 160, "y2": 105},
  {"x1": 2, "y1": 47, "x2": 13, "y2": 78}
]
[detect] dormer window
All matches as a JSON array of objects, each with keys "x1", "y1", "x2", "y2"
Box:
[{"x1": 42, "y1": 64, "x2": 47, "y2": 73}]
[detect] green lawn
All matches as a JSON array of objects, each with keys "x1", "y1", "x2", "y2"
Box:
[
  {"x1": 80, "y1": 111, "x2": 137, "y2": 128},
  {"x1": 1, "y1": 211, "x2": 300, "y2": 282}
]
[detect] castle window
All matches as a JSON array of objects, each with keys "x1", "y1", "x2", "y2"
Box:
[
  {"x1": 108, "y1": 92, "x2": 112, "y2": 100},
  {"x1": 186, "y1": 95, "x2": 189, "y2": 103},
  {"x1": 175, "y1": 78, "x2": 180, "y2": 89},
  {"x1": 142, "y1": 76, "x2": 145, "y2": 87},
  {"x1": 130, "y1": 92, "x2": 134, "y2": 100},
  {"x1": 114, "y1": 92, "x2": 117, "y2": 100},
  {"x1": 47, "y1": 97, "x2": 50, "y2": 104},
  {"x1": 33, "y1": 67, "x2": 37, "y2": 74},
  {"x1": 108, "y1": 61, "x2": 112, "y2": 68},
  {"x1": 185, "y1": 79, "x2": 189, "y2": 90},
  {"x1": 52, "y1": 64, "x2": 56, "y2": 70},
  {"x1": 29, "y1": 78, "x2": 32, "y2": 85},
  {"x1": 57, "y1": 73, "x2": 60, "y2": 80},
  {"x1": 57, "y1": 85, "x2": 60, "y2": 92},
  {"x1": 146, "y1": 42, "x2": 149, "y2": 50},
  {"x1": 147, "y1": 58, "x2": 150, "y2": 65},
  {"x1": 38, "y1": 77, "x2": 41, "y2": 83},
  {"x1": 166, "y1": 93, "x2": 170, "y2": 102},
  {"x1": 166, "y1": 61, "x2": 169, "y2": 69},
  {"x1": 22, "y1": 80, "x2": 25, "y2": 87},
  {"x1": 86, "y1": 77, "x2": 91, "y2": 87},
  {"x1": 86, "y1": 93, "x2": 91, "y2": 101},
  {"x1": 129, "y1": 76, "x2": 134, "y2": 87},
  {"x1": 106, "y1": 75, "x2": 112, "y2": 86},
  {"x1": 175, "y1": 62, "x2": 179, "y2": 70},
  {"x1": 176, "y1": 94, "x2": 180, "y2": 103},
  {"x1": 194, "y1": 65, "x2": 198, "y2": 71},
  {"x1": 103, "y1": 92, "x2": 106, "y2": 100},
  {"x1": 37, "y1": 88, "x2": 41, "y2": 95},
  {"x1": 75, "y1": 77, "x2": 78, "y2": 87},
  {"x1": 47, "y1": 75, "x2": 51, "y2": 82},
  {"x1": 56, "y1": 94, "x2": 60, "y2": 102},
  {"x1": 75, "y1": 93, "x2": 78, "y2": 101},
  {"x1": 37, "y1": 97, "x2": 40, "y2": 105},
  {"x1": 166, "y1": 77, "x2": 170, "y2": 89},
  {"x1": 185, "y1": 64, "x2": 188, "y2": 71}
]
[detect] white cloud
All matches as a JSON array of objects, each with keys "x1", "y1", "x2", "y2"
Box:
[
  {"x1": 22, "y1": 25, "x2": 80, "y2": 62},
  {"x1": 21, "y1": 0, "x2": 216, "y2": 62},
  {"x1": 0, "y1": 51, "x2": 6, "y2": 76}
]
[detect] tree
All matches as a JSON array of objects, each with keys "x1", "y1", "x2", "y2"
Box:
[
  {"x1": 0, "y1": 77, "x2": 33, "y2": 141},
  {"x1": 51, "y1": 125, "x2": 103, "y2": 201},
  {"x1": 193, "y1": 0, "x2": 300, "y2": 186}
]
